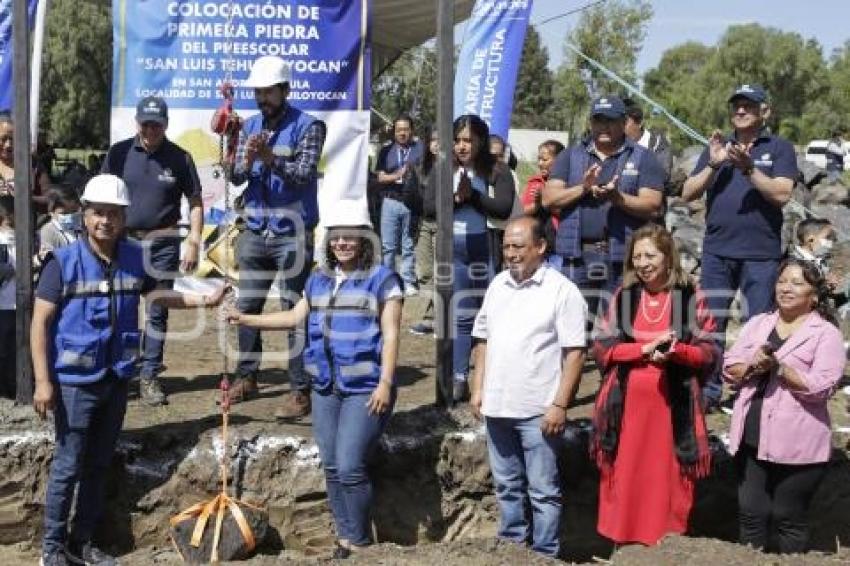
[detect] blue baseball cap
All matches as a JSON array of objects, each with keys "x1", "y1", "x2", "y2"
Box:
[
  {"x1": 728, "y1": 84, "x2": 767, "y2": 104},
  {"x1": 590, "y1": 96, "x2": 626, "y2": 120},
  {"x1": 135, "y1": 96, "x2": 168, "y2": 125}
]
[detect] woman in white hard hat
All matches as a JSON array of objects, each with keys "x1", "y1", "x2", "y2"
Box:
[{"x1": 225, "y1": 199, "x2": 403, "y2": 558}]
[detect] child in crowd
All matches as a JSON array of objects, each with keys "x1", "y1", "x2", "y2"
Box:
[
  {"x1": 790, "y1": 218, "x2": 835, "y2": 270},
  {"x1": 521, "y1": 139, "x2": 565, "y2": 225},
  {"x1": 0, "y1": 195, "x2": 16, "y2": 398},
  {"x1": 521, "y1": 140, "x2": 565, "y2": 268},
  {"x1": 38, "y1": 184, "x2": 82, "y2": 257},
  {"x1": 790, "y1": 218, "x2": 847, "y2": 297}
]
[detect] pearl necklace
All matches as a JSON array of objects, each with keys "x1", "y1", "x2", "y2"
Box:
[{"x1": 641, "y1": 289, "x2": 671, "y2": 324}]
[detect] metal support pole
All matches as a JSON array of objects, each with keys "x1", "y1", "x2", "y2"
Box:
[
  {"x1": 13, "y1": 0, "x2": 34, "y2": 404},
  {"x1": 435, "y1": 0, "x2": 454, "y2": 407}
]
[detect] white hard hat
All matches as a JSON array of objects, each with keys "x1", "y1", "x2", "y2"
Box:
[
  {"x1": 243, "y1": 56, "x2": 292, "y2": 88},
  {"x1": 81, "y1": 174, "x2": 131, "y2": 206},
  {"x1": 322, "y1": 199, "x2": 372, "y2": 229}
]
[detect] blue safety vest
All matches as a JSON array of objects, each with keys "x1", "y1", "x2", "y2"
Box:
[
  {"x1": 555, "y1": 140, "x2": 646, "y2": 262},
  {"x1": 51, "y1": 239, "x2": 145, "y2": 385},
  {"x1": 241, "y1": 105, "x2": 320, "y2": 235},
  {"x1": 303, "y1": 265, "x2": 400, "y2": 394}
]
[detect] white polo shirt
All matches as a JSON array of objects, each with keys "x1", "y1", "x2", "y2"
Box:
[{"x1": 472, "y1": 264, "x2": 587, "y2": 419}]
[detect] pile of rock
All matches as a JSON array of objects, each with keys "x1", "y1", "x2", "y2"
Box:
[
  {"x1": 666, "y1": 149, "x2": 850, "y2": 282},
  {"x1": 665, "y1": 149, "x2": 850, "y2": 341}
]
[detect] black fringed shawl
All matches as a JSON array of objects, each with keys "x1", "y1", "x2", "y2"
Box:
[{"x1": 590, "y1": 283, "x2": 720, "y2": 479}]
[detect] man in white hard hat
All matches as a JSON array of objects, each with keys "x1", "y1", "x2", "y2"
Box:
[
  {"x1": 102, "y1": 95, "x2": 204, "y2": 406},
  {"x1": 31, "y1": 175, "x2": 224, "y2": 566},
  {"x1": 228, "y1": 55, "x2": 327, "y2": 418}
]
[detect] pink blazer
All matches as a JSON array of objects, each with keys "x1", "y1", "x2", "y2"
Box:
[{"x1": 723, "y1": 311, "x2": 846, "y2": 464}]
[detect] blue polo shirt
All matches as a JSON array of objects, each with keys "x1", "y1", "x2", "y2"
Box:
[
  {"x1": 549, "y1": 139, "x2": 665, "y2": 240},
  {"x1": 375, "y1": 141, "x2": 423, "y2": 174},
  {"x1": 692, "y1": 131, "x2": 797, "y2": 260},
  {"x1": 102, "y1": 136, "x2": 202, "y2": 231}
]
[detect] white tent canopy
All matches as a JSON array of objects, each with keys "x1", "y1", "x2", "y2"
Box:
[{"x1": 372, "y1": 0, "x2": 475, "y2": 77}]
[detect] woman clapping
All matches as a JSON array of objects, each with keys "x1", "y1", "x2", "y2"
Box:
[
  {"x1": 591, "y1": 224, "x2": 719, "y2": 545},
  {"x1": 724, "y1": 258, "x2": 845, "y2": 553}
]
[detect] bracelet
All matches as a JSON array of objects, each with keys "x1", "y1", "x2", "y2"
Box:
[
  {"x1": 742, "y1": 166, "x2": 754, "y2": 176},
  {"x1": 552, "y1": 402, "x2": 568, "y2": 411},
  {"x1": 708, "y1": 161, "x2": 722, "y2": 170}
]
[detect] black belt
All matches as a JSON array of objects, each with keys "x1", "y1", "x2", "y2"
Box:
[{"x1": 382, "y1": 191, "x2": 404, "y2": 201}]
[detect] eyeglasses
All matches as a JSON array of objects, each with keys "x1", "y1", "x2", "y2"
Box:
[{"x1": 328, "y1": 232, "x2": 360, "y2": 243}]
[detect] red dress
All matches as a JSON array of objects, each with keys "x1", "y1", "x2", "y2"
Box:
[{"x1": 596, "y1": 289, "x2": 707, "y2": 545}]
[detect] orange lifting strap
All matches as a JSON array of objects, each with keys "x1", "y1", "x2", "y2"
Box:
[{"x1": 169, "y1": 379, "x2": 264, "y2": 563}]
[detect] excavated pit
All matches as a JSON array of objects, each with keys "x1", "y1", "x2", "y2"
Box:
[{"x1": 1, "y1": 398, "x2": 850, "y2": 564}]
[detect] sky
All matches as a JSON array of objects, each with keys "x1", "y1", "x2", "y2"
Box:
[{"x1": 525, "y1": 0, "x2": 850, "y2": 74}]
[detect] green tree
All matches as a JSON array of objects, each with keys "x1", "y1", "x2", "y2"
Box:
[
  {"x1": 511, "y1": 25, "x2": 555, "y2": 130},
  {"x1": 641, "y1": 42, "x2": 715, "y2": 146},
  {"x1": 371, "y1": 46, "x2": 438, "y2": 138},
  {"x1": 643, "y1": 24, "x2": 831, "y2": 145},
  {"x1": 822, "y1": 41, "x2": 850, "y2": 132},
  {"x1": 41, "y1": 0, "x2": 112, "y2": 148},
  {"x1": 551, "y1": 0, "x2": 653, "y2": 136}
]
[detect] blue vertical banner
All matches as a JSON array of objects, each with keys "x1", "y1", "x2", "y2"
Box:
[
  {"x1": 454, "y1": 0, "x2": 532, "y2": 138},
  {"x1": 0, "y1": 0, "x2": 39, "y2": 110}
]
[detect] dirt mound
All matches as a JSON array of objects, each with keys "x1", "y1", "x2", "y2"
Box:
[
  {"x1": 0, "y1": 401, "x2": 54, "y2": 545},
  {"x1": 84, "y1": 535, "x2": 850, "y2": 565},
  {"x1": 614, "y1": 535, "x2": 850, "y2": 565},
  {"x1": 113, "y1": 538, "x2": 557, "y2": 565},
  {"x1": 3, "y1": 305, "x2": 850, "y2": 564}
]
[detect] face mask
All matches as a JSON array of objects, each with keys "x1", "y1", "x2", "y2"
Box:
[
  {"x1": 812, "y1": 238, "x2": 834, "y2": 258},
  {"x1": 55, "y1": 212, "x2": 81, "y2": 232}
]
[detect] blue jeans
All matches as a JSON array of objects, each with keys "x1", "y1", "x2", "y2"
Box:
[
  {"x1": 311, "y1": 388, "x2": 395, "y2": 545},
  {"x1": 140, "y1": 236, "x2": 180, "y2": 380},
  {"x1": 700, "y1": 252, "x2": 778, "y2": 402},
  {"x1": 453, "y1": 231, "x2": 490, "y2": 380},
  {"x1": 560, "y1": 250, "x2": 623, "y2": 319},
  {"x1": 485, "y1": 416, "x2": 562, "y2": 557},
  {"x1": 43, "y1": 375, "x2": 129, "y2": 553},
  {"x1": 380, "y1": 197, "x2": 417, "y2": 288},
  {"x1": 236, "y1": 229, "x2": 312, "y2": 390}
]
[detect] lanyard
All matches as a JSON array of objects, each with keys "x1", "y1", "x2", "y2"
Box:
[{"x1": 396, "y1": 145, "x2": 411, "y2": 168}]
